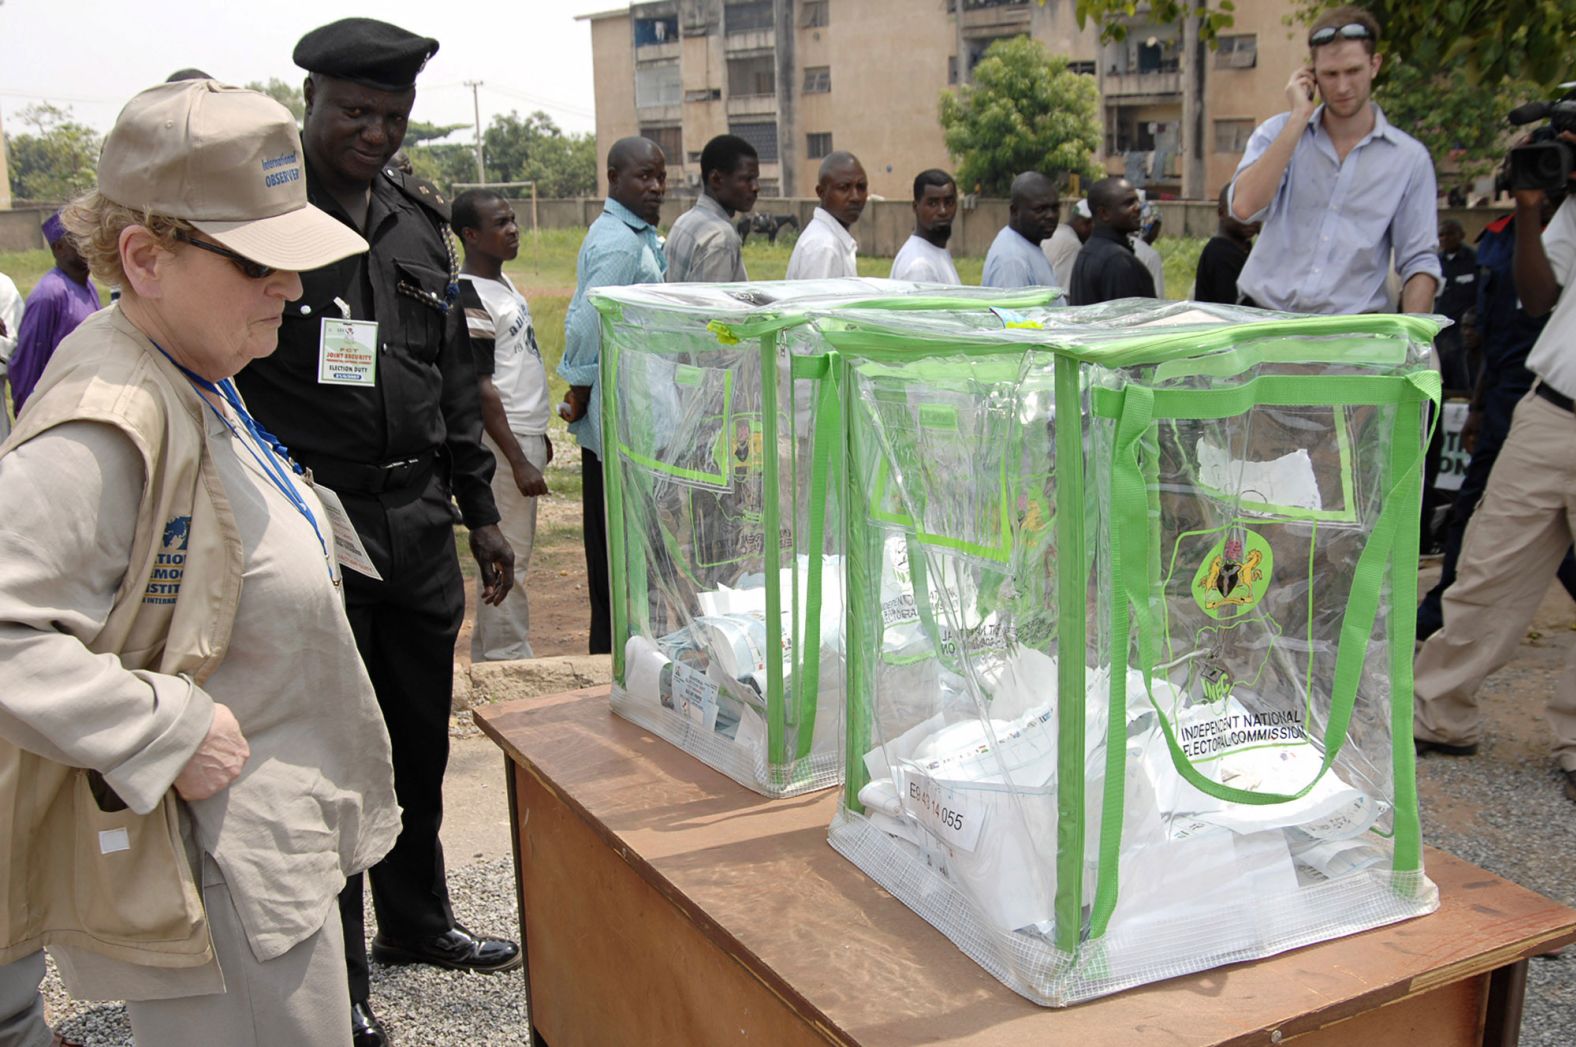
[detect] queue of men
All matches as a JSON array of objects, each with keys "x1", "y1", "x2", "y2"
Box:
[{"x1": 1, "y1": 4, "x2": 1570, "y2": 1042}]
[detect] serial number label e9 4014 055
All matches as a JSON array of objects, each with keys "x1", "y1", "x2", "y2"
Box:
[{"x1": 901, "y1": 770, "x2": 985, "y2": 852}]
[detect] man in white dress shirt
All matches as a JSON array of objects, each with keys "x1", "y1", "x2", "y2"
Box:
[
  {"x1": 786, "y1": 151, "x2": 868, "y2": 279},
  {"x1": 890, "y1": 169, "x2": 961, "y2": 285}
]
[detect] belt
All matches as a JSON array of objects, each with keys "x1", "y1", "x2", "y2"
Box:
[
  {"x1": 303, "y1": 450, "x2": 437, "y2": 495},
  {"x1": 1535, "y1": 382, "x2": 1574, "y2": 413}
]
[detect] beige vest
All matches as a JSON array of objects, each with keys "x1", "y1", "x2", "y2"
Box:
[{"x1": 0, "y1": 306, "x2": 243, "y2": 969}]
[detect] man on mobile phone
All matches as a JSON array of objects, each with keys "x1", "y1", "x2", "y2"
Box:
[{"x1": 1228, "y1": 6, "x2": 1440, "y2": 315}]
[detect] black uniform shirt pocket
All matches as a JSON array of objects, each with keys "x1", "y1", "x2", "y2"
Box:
[{"x1": 391, "y1": 257, "x2": 451, "y2": 364}]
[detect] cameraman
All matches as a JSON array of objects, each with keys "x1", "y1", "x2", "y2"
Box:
[{"x1": 1413, "y1": 127, "x2": 1576, "y2": 805}]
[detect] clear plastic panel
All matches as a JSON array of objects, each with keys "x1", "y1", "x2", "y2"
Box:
[
  {"x1": 827, "y1": 303, "x2": 1442, "y2": 1005},
  {"x1": 593, "y1": 279, "x2": 1056, "y2": 797}
]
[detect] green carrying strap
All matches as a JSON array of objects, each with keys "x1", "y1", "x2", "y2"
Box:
[
  {"x1": 1111, "y1": 373, "x2": 1438, "y2": 804},
  {"x1": 1086, "y1": 369, "x2": 1439, "y2": 938},
  {"x1": 788, "y1": 352, "x2": 843, "y2": 760}
]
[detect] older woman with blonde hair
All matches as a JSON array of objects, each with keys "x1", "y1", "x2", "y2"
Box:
[{"x1": 0, "y1": 80, "x2": 400, "y2": 1046}]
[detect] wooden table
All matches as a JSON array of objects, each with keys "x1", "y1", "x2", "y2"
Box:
[{"x1": 475, "y1": 686, "x2": 1576, "y2": 1047}]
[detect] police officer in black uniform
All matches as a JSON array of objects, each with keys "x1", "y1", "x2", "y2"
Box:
[{"x1": 234, "y1": 19, "x2": 519, "y2": 1047}]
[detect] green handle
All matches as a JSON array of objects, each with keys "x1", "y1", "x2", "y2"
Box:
[
  {"x1": 1110, "y1": 374, "x2": 1436, "y2": 806},
  {"x1": 791, "y1": 352, "x2": 842, "y2": 760}
]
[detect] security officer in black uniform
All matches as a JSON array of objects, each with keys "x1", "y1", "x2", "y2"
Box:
[{"x1": 234, "y1": 19, "x2": 519, "y2": 1047}]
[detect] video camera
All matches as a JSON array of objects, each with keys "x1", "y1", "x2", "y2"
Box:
[{"x1": 1504, "y1": 87, "x2": 1576, "y2": 193}]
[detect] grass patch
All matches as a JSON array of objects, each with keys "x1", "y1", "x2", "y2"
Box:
[{"x1": 1, "y1": 250, "x2": 61, "y2": 297}]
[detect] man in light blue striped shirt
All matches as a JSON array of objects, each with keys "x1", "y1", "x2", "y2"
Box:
[
  {"x1": 559, "y1": 136, "x2": 668, "y2": 653},
  {"x1": 1228, "y1": 6, "x2": 1440, "y2": 315}
]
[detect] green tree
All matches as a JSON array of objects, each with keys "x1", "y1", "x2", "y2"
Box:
[
  {"x1": 1374, "y1": 60, "x2": 1536, "y2": 188},
  {"x1": 403, "y1": 142, "x2": 478, "y2": 190},
  {"x1": 482, "y1": 110, "x2": 597, "y2": 197},
  {"x1": 245, "y1": 78, "x2": 305, "y2": 123},
  {"x1": 1071, "y1": 0, "x2": 1573, "y2": 87},
  {"x1": 4, "y1": 103, "x2": 101, "y2": 203},
  {"x1": 938, "y1": 36, "x2": 1102, "y2": 197},
  {"x1": 405, "y1": 121, "x2": 469, "y2": 146}
]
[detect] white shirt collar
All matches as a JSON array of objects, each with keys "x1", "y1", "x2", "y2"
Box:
[{"x1": 812, "y1": 206, "x2": 858, "y2": 251}]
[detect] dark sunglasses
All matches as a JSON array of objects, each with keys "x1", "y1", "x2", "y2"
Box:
[
  {"x1": 176, "y1": 231, "x2": 276, "y2": 279},
  {"x1": 1309, "y1": 22, "x2": 1375, "y2": 46}
]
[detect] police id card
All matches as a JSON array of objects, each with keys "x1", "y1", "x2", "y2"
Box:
[{"x1": 318, "y1": 318, "x2": 379, "y2": 386}]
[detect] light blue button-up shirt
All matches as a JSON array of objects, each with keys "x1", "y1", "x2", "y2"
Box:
[
  {"x1": 982, "y1": 225, "x2": 1059, "y2": 290},
  {"x1": 559, "y1": 198, "x2": 668, "y2": 458},
  {"x1": 1229, "y1": 103, "x2": 1441, "y2": 314}
]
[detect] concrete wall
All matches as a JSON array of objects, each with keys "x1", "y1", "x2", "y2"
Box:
[{"x1": 0, "y1": 208, "x2": 52, "y2": 252}]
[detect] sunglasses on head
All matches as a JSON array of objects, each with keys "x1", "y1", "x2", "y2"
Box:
[
  {"x1": 1309, "y1": 22, "x2": 1375, "y2": 46},
  {"x1": 176, "y1": 231, "x2": 276, "y2": 279}
]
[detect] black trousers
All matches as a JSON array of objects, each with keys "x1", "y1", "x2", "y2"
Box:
[
  {"x1": 1417, "y1": 379, "x2": 1576, "y2": 639},
  {"x1": 582, "y1": 447, "x2": 611, "y2": 655},
  {"x1": 336, "y1": 476, "x2": 466, "y2": 1002}
]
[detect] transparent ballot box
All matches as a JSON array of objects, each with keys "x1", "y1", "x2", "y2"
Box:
[
  {"x1": 590, "y1": 280, "x2": 1054, "y2": 797},
  {"x1": 821, "y1": 302, "x2": 1444, "y2": 1003}
]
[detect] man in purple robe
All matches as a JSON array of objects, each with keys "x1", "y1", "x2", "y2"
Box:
[{"x1": 10, "y1": 212, "x2": 101, "y2": 415}]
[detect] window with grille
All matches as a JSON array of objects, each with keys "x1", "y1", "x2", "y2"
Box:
[
  {"x1": 1213, "y1": 118, "x2": 1254, "y2": 154},
  {"x1": 728, "y1": 54, "x2": 777, "y2": 96},
  {"x1": 1214, "y1": 34, "x2": 1258, "y2": 69},
  {"x1": 635, "y1": 61, "x2": 682, "y2": 107},
  {"x1": 801, "y1": 0, "x2": 829, "y2": 27},
  {"x1": 640, "y1": 125, "x2": 684, "y2": 162},
  {"x1": 806, "y1": 132, "x2": 833, "y2": 160},
  {"x1": 803, "y1": 66, "x2": 831, "y2": 93},
  {"x1": 724, "y1": 0, "x2": 774, "y2": 33},
  {"x1": 730, "y1": 121, "x2": 779, "y2": 161}
]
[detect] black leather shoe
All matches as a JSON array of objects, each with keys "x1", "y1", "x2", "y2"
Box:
[
  {"x1": 1414, "y1": 737, "x2": 1479, "y2": 757},
  {"x1": 1562, "y1": 769, "x2": 1576, "y2": 804},
  {"x1": 371, "y1": 925, "x2": 523, "y2": 973},
  {"x1": 351, "y1": 999, "x2": 389, "y2": 1047}
]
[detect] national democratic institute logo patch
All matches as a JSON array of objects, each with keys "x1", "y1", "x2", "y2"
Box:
[{"x1": 144, "y1": 515, "x2": 190, "y2": 605}]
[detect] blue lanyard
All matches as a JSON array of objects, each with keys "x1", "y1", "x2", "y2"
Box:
[{"x1": 152, "y1": 343, "x2": 336, "y2": 583}]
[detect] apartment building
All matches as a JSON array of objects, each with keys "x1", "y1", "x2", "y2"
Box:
[{"x1": 580, "y1": 0, "x2": 1306, "y2": 201}]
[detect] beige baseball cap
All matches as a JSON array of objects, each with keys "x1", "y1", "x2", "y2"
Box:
[{"x1": 97, "y1": 80, "x2": 366, "y2": 271}]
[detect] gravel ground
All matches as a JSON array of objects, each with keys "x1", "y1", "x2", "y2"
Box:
[
  {"x1": 42, "y1": 857, "x2": 531, "y2": 1046},
  {"x1": 1416, "y1": 744, "x2": 1576, "y2": 1047}
]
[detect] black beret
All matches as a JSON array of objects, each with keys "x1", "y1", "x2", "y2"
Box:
[{"x1": 294, "y1": 18, "x2": 439, "y2": 92}]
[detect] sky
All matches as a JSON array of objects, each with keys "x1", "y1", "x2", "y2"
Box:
[{"x1": 0, "y1": 0, "x2": 620, "y2": 142}]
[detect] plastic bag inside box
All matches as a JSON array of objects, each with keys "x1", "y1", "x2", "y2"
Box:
[
  {"x1": 590, "y1": 280, "x2": 1056, "y2": 796},
  {"x1": 821, "y1": 301, "x2": 1445, "y2": 1003}
]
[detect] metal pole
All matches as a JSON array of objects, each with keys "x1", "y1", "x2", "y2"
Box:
[
  {"x1": 465, "y1": 80, "x2": 485, "y2": 184},
  {"x1": 532, "y1": 182, "x2": 541, "y2": 272}
]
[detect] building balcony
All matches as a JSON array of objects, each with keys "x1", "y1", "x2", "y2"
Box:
[
  {"x1": 635, "y1": 102, "x2": 682, "y2": 122},
  {"x1": 726, "y1": 93, "x2": 778, "y2": 117},
  {"x1": 725, "y1": 28, "x2": 775, "y2": 52},
  {"x1": 635, "y1": 40, "x2": 680, "y2": 61},
  {"x1": 1103, "y1": 71, "x2": 1181, "y2": 99},
  {"x1": 960, "y1": 1, "x2": 1031, "y2": 33}
]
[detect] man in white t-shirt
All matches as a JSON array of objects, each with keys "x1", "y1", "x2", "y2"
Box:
[
  {"x1": 1134, "y1": 193, "x2": 1166, "y2": 298},
  {"x1": 1413, "y1": 148, "x2": 1576, "y2": 805},
  {"x1": 786, "y1": 151, "x2": 867, "y2": 279},
  {"x1": 890, "y1": 169, "x2": 961, "y2": 285},
  {"x1": 453, "y1": 189, "x2": 553, "y2": 661}
]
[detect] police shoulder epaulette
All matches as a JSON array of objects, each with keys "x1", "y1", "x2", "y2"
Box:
[{"x1": 384, "y1": 167, "x2": 452, "y2": 223}]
